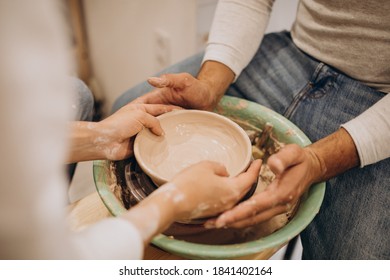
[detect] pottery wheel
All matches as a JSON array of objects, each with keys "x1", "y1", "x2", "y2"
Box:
[
  {"x1": 112, "y1": 156, "x2": 257, "y2": 225},
  {"x1": 124, "y1": 157, "x2": 157, "y2": 202}
]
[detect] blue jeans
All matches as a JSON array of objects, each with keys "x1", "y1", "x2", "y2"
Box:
[
  {"x1": 113, "y1": 31, "x2": 389, "y2": 259},
  {"x1": 71, "y1": 77, "x2": 94, "y2": 122},
  {"x1": 68, "y1": 78, "x2": 94, "y2": 181}
]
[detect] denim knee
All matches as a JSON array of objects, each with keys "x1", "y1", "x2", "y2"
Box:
[
  {"x1": 112, "y1": 52, "x2": 204, "y2": 113},
  {"x1": 70, "y1": 77, "x2": 94, "y2": 121}
]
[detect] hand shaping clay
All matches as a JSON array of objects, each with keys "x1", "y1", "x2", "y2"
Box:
[{"x1": 134, "y1": 110, "x2": 252, "y2": 186}]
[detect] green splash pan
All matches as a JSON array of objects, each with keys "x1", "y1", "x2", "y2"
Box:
[{"x1": 93, "y1": 96, "x2": 325, "y2": 259}]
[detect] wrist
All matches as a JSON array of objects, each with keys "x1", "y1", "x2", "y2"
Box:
[
  {"x1": 197, "y1": 60, "x2": 235, "y2": 109},
  {"x1": 67, "y1": 121, "x2": 107, "y2": 163},
  {"x1": 122, "y1": 183, "x2": 180, "y2": 244},
  {"x1": 304, "y1": 146, "x2": 328, "y2": 183},
  {"x1": 94, "y1": 121, "x2": 124, "y2": 160},
  {"x1": 305, "y1": 128, "x2": 360, "y2": 182},
  {"x1": 89, "y1": 122, "x2": 115, "y2": 160},
  {"x1": 149, "y1": 182, "x2": 185, "y2": 221}
]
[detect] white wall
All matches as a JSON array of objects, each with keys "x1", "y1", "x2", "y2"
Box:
[
  {"x1": 83, "y1": 0, "x2": 198, "y2": 115},
  {"x1": 83, "y1": 0, "x2": 298, "y2": 116}
]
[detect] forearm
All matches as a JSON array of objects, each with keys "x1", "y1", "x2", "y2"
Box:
[
  {"x1": 197, "y1": 60, "x2": 235, "y2": 105},
  {"x1": 308, "y1": 93, "x2": 390, "y2": 181},
  {"x1": 306, "y1": 128, "x2": 360, "y2": 182},
  {"x1": 198, "y1": 0, "x2": 274, "y2": 106},
  {"x1": 66, "y1": 121, "x2": 108, "y2": 163},
  {"x1": 120, "y1": 183, "x2": 177, "y2": 245}
]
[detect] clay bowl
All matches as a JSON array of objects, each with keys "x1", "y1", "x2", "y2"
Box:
[
  {"x1": 93, "y1": 96, "x2": 325, "y2": 259},
  {"x1": 133, "y1": 109, "x2": 253, "y2": 186}
]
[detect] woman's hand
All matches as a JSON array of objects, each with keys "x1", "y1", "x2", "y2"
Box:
[
  {"x1": 67, "y1": 103, "x2": 180, "y2": 163},
  {"x1": 96, "y1": 103, "x2": 181, "y2": 160},
  {"x1": 122, "y1": 159, "x2": 262, "y2": 245},
  {"x1": 168, "y1": 159, "x2": 262, "y2": 221}
]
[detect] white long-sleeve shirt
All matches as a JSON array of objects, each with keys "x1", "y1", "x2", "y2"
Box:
[
  {"x1": 0, "y1": 0, "x2": 143, "y2": 259},
  {"x1": 203, "y1": 0, "x2": 390, "y2": 167}
]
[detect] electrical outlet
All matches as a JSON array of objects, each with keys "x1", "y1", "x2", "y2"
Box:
[{"x1": 154, "y1": 29, "x2": 171, "y2": 71}]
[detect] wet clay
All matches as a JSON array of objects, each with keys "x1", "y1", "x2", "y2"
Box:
[
  {"x1": 134, "y1": 110, "x2": 252, "y2": 185},
  {"x1": 112, "y1": 120, "x2": 298, "y2": 246}
]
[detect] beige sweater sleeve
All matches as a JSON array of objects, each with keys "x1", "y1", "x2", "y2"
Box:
[
  {"x1": 203, "y1": 0, "x2": 390, "y2": 167},
  {"x1": 342, "y1": 94, "x2": 390, "y2": 167},
  {"x1": 203, "y1": 0, "x2": 275, "y2": 80}
]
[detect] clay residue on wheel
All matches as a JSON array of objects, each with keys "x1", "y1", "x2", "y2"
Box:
[{"x1": 109, "y1": 121, "x2": 299, "y2": 245}]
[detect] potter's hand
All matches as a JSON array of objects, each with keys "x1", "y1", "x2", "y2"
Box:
[
  {"x1": 67, "y1": 103, "x2": 179, "y2": 163},
  {"x1": 133, "y1": 73, "x2": 215, "y2": 110},
  {"x1": 133, "y1": 61, "x2": 235, "y2": 111},
  {"x1": 122, "y1": 129, "x2": 359, "y2": 245},
  {"x1": 209, "y1": 144, "x2": 322, "y2": 228},
  {"x1": 209, "y1": 128, "x2": 360, "y2": 228},
  {"x1": 169, "y1": 159, "x2": 262, "y2": 221},
  {"x1": 122, "y1": 159, "x2": 261, "y2": 245},
  {"x1": 97, "y1": 103, "x2": 182, "y2": 160}
]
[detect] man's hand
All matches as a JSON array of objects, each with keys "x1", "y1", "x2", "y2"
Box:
[
  {"x1": 133, "y1": 61, "x2": 235, "y2": 111},
  {"x1": 207, "y1": 128, "x2": 360, "y2": 229},
  {"x1": 206, "y1": 144, "x2": 322, "y2": 228}
]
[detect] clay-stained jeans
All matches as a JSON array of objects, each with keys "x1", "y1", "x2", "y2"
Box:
[{"x1": 113, "y1": 31, "x2": 389, "y2": 260}]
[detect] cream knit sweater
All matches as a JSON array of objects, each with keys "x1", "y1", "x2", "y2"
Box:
[{"x1": 203, "y1": 0, "x2": 390, "y2": 166}]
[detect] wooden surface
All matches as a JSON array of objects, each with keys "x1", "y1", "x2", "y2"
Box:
[{"x1": 67, "y1": 191, "x2": 277, "y2": 260}]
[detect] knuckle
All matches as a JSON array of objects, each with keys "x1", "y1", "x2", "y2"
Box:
[
  {"x1": 135, "y1": 104, "x2": 146, "y2": 111},
  {"x1": 290, "y1": 143, "x2": 303, "y2": 156},
  {"x1": 134, "y1": 110, "x2": 145, "y2": 118},
  {"x1": 279, "y1": 194, "x2": 294, "y2": 204},
  {"x1": 274, "y1": 191, "x2": 294, "y2": 205},
  {"x1": 182, "y1": 72, "x2": 192, "y2": 78}
]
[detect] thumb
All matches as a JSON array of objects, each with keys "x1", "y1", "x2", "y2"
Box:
[
  {"x1": 139, "y1": 113, "x2": 164, "y2": 136},
  {"x1": 267, "y1": 144, "x2": 305, "y2": 175},
  {"x1": 200, "y1": 161, "x2": 229, "y2": 177},
  {"x1": 148, "y1": 73, "x2": 192, "y2": 89},
  {"x1": 233, "y1": 159, "x2": 262, "y2": 194},
  {"x1": 212, "y1": 162, "x2": 229, "y2": 177}
]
